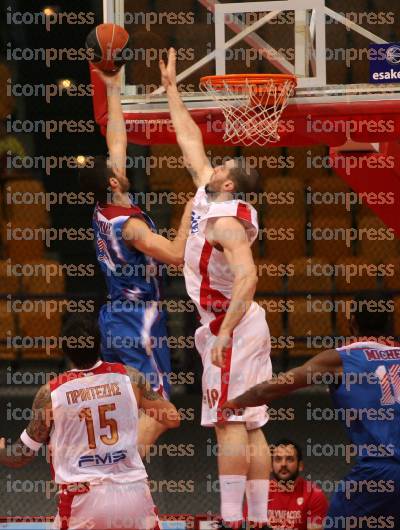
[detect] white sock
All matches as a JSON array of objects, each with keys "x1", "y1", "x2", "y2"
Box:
[
  {"x1": 219, "y1": 475, "x2": 247, "y2": 524},
  {"x1": 246, "y1": 479, "x2": 270, "y2": 524}
]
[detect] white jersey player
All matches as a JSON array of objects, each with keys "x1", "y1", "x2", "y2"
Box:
[
  {"x1": 160, "y1": 49, "x2": 272, "y2": 529},
  {"x1": 0, "y1": 314, "x2": 180, "y2": 530},
  {"x1": 185, "y1": 187, "x2": 272, "y2": 429}
]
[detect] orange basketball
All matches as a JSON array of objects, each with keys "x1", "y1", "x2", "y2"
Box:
[{"x1": 86, "y1": 23, "x2": 131, "y2": 73}]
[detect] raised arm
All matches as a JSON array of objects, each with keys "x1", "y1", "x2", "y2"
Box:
[
  {"x1": 160, "y1": 48, "x2": 213, "y2": 187},
  {"x1": 126, "y1": 367, "x2": 180, "y2": 429},
  {"x1": 0, "y1": 384, "x2": 51, "y2": 468},
  {"x1": 222, "y1": 349, "x2": 343, "y2": 411},
  {"x1": 208, "y1": 217, "x2": 258, "y2": 368},
  {"x1": 122, "y1": 198, "x2": 193, "y2": 266},
  {"x1": 96, "y1": 68, "x2": 127, "y2": 179}
]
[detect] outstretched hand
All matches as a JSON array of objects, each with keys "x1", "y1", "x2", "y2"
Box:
[
  {"x1": 159, "y1": 48, "x2": 177, "y2": 91},
  {"x1": 93, "y1": 67, "x2": 123, "y2": 89}
]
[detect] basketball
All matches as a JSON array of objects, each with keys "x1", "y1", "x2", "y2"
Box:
[{"x1": 86, "y1": 23, "x2": 131, "y2": 73}]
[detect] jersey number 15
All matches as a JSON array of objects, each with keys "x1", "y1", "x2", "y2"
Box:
[{"x1": 79, "y1": 404, "x2": 119, "y2": 449}]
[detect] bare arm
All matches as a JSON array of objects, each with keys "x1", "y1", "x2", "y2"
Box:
[
  {"x1": 122, "y1": 199, "x2": 193, "y2": 266},
  {"x1": 160, "y1": 49, "x2": 213, "y2": 187},
  {"x1": 96, "y1": 69, "x2": 127, "y2": 179},
  {"x1": 125, "y1": 367, "x2": 180, "y2": 429},
  {"x1": 208, "y1": 216, "x2": 258, "y2": 367},
  {"x1": 222, "y1": 349, "x2": 343, "y2": 410},
  {"x1": 0, "y1": 384, "x2": 51, "y2": 468}
]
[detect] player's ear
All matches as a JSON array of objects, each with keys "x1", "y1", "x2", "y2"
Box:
[
  {"x1": 108, "y1": 176, "x2": 119, "y2": 190},
  {"x1": 223, "y1": 179, "x2": 235, "y2": 192},
  {"x1": 298, "y1": 461, "x2": 304, "y2": 472}
]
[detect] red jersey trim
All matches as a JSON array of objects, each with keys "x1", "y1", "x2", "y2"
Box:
[
  {"x1": 198, "y1": 240, "x2": 234, "y2": 422},
  {"x1": 347, "y1": 338, "x2": 400, "y2": 347},
  {"x1": 58, "y1": 490, "x2": 75, "y2": 530},
  {"x1": 217, "y1": 345, "x2": 233, "y2": 422},
  {"x1": 58, "y1": 487, "x2": 89, "y2": 530},
  {"x1": 49, "y1": 362, "x2": 128, "y2": 392},
  {"x1": 97, "y1": 202, "x2": 144, "y2": 221},
  {"x1": 237, "y1": 202, "x2": 252, "y2": 223},
  {"x1": 199, "y1": 240, "x2": 230, "y2": 336}
]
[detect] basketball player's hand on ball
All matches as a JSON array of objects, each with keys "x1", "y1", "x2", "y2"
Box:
[
  {"x1": 211, "y1": 333, "x2": 232, "y2": 368},
  {"x1": 159, "y1": 48, "x2": 177, "y2": 90},
  {"x1": 93, "y1": 68, "x2": 123, "y2": 89}
]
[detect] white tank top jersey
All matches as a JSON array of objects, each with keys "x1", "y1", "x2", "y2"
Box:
[
  {"x1": 184, "y1": 187, "x2": 259, "y2": 333},
  {"x1": 48, "y1": 361, "x2": 147, "y2": 485}
]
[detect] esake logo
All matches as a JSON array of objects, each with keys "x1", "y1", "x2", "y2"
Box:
[
  {"x1": 369, "y1": 42, "x2": 400, "y2": 83},
  {"x1": 78, "y1": 449, "x2": 127, "y2": 467},
  {"x1": 386, "y1": 46, "x2": 400, "y2": 65}
]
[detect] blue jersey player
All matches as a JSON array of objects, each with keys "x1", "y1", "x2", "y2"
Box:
[
  {"x1": 222, "y1": 295, "x2": 400, "y2": 529},
  {"x1": 79, "y1": 69, "x2": 193, "y2": 455}
]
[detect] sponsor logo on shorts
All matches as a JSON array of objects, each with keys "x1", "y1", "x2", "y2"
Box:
[{"x1": 78, "y1": 449, "x2": 127, "y2": 467}]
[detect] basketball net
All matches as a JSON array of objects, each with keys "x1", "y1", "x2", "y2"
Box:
[{"x1": 200, "y1": 76, "x2": 296, "y2": 147}]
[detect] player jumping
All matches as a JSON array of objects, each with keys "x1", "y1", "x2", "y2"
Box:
[
  {"x1": 0, "y1": 314, "x2": 180, "y2": 530},
  {"x1": 79, "y1": 68, "x2": 193, "y2": 456},
  {"x1": 160, "y1": 49, "x2": 272, "y2": 530},
  {"x1": 222, "y1": 295, "x2": 400, "y2": 529}
]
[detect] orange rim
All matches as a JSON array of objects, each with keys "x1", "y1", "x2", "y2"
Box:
[{"x1": 200, "y1": 73, "x2": 297, "y2": 91}]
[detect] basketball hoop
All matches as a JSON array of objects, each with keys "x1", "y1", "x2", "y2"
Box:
[{"x1": 199, "y1": 74, "x2": 297, "y2": 146}]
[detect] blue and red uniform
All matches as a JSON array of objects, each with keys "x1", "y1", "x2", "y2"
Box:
[
  {"x1": 93, "y1": 198, "x2": 171, "y2": 397},
  {"x1": 327, "y1": 341, "x2": 400, "y2": 529}
]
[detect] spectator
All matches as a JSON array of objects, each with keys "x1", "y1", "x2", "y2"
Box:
[{"x1": 268, "y1": 439, "x2": 328, "y2": 530}]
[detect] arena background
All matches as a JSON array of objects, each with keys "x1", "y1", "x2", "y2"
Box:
[{"x1": 0, "y1": 0, "x2": 399, "y2": 518}]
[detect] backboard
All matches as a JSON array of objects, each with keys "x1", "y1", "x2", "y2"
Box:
[{"x1": 92, "y1": 0, "x2": 400, "y2": 148}]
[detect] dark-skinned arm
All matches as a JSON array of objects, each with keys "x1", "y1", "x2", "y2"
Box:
[
  {"x1": 0, "y1": 384, "x2": 52, "y2": 468},
  {"x1": 222, "y1": 349, "x2": 343, "y2": 410}
]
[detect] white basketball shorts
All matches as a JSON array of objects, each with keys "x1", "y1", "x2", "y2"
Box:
[
  {"x1": 53, "y1": 480, "x2": 157, "y2": 530},
  {"x1": 195, "y1": 302, "x2": 272, "y2": 430}
]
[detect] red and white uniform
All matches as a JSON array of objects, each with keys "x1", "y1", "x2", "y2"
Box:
[
  {"x1": 184, "y1": 187, "x2": 272, "y2": 428},
  {"x1": 48, "y1": 361, "x2": 156, "y2": 530}
]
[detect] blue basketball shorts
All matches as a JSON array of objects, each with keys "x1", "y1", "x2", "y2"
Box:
[
  {"x1": 99, "y1": 301, "x2": 171, "y2": 397},
  {"x1": 325, "y1": 458, "x2": 400, "y2": 529}
]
